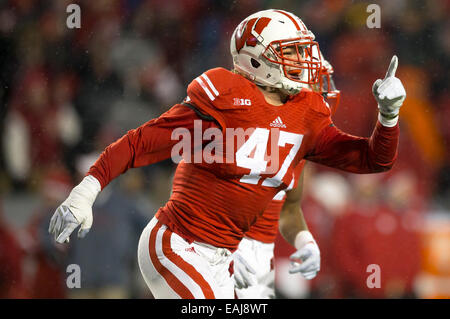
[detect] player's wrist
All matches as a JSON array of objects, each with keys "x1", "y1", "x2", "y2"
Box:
[
  {"x1": 378, "y1": 111, "x2": 399, "y2": 127},
  {"x1": 78, "y1": 175, "x2": 101, "y2": 203},
  {"x1": 294, "y1": 230, "x2": 316, "y2": 250},
  {"x1": 65, "y1": 175, "x2": 101, "y2": 208}
]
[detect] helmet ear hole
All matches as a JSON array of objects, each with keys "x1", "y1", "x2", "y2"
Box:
[{"x1": 251, "y1": 58, "x2": 261, "y2": 68}]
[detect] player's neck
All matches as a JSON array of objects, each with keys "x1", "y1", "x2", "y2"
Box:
[
  {"x1": 256, "y1": 85, "x2": 289, "y2": 106},
  {"x1": 231, "y1": 68, "x2": 290, "y2": 106}
]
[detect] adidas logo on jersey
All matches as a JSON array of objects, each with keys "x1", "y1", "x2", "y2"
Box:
[
  {"x1": 270, "y1": 116, "x2": 286, "y2": 128},
  {"x1": 233, "y1": 98, "x2": 252, "y2": 106}
]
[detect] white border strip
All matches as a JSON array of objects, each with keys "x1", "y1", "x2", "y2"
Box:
[
  {"x1": 155, "y1": 226, "x2": 205, "y2": 298},
  {"x1": 195, "y1": 77, "x2": 215, "y2": 101},
  {"x1": 201, "y1": 74, "x2": 219, "y2": 97}
]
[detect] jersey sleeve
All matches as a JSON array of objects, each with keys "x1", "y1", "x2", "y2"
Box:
[
  {"x1": 87, "y1": 103, "x2": 219, "y2": 189},
  {"x1": 186, "y1": 68, "x2": 246, "y2": 130},
  {"x1": 306, "y1": 120, "x2": 399, "y2": 173}
]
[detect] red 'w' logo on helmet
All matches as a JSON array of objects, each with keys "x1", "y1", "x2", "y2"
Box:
[{"x1": 235, "y1": 17, "x2": 271, "y2": 53}]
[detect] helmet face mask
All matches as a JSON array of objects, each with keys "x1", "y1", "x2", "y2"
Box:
[
  {"x1": 230, "y1": 9, "x2": 322, "y2": 95},
  {"x1": 263, "y1": 40, "x2": 322, "y2": 87}
]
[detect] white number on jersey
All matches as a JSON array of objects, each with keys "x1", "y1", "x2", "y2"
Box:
[
  {"x1": 236, "y1": 128, "x2": 270, "y2": 184},
  {"x1": 272, "y1": 173, "x2": 296, "y2": 200},
  {"x1": 236, "y1": 128, "x2": 303, "y2": 187}
]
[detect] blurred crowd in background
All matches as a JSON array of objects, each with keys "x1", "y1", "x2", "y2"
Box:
[{"x1": 0, "y1": 0, "x2": 449, "y2": 299}]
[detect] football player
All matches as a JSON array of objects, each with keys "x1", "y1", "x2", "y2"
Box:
[
  {"x1": 233, "y1": 57, "x2": 340, "y2": 299},
  {"x1": 49, "y1": 9, "x2": 405, "y2": 299}
]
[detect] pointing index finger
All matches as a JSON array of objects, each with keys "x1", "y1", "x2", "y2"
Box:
[{"x1": 385, "y1": 55, "x2": 398, "y2": 79}]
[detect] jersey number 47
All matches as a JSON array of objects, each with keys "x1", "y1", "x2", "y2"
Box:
[{"x1": 236, "y1": 128, "x2": 303, "y2": 188}]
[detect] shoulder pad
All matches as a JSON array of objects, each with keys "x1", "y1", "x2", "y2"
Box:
[
  {"x1": 306, "y1": 91, "x2": 332, "y2": 117},
  {"x1": 187, "y1": 68, "x2": 251, "y2": 112}
]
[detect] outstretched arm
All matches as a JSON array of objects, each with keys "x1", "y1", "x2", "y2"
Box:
[
  {"x1": 49, "y1": 103, "x2": 218, "y2": 243},
  {"x1": 89, "y1": 103, "x2": 218, "y2": 189}
]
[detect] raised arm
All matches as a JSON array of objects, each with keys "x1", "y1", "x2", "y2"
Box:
[
  {"x1": 306, "y1": 120, "x2": 399, "y2": 173},
  {"x1": 306, "y1": 56, "x2": 405, "y2": 173}
]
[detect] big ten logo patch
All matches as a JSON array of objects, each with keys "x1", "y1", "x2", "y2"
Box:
[{"x1": 233, "y1": 98, "x2": 252, "y2": 106}]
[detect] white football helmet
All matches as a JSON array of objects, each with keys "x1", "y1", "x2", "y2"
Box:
[{"x1": 230, "y1": 9, "x2": 322, "y2": 95}]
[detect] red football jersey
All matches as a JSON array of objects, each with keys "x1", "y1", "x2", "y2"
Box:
[
  {"x1": 245, "y1": 160, "x2": 306, "y2": 243},
  {"x1": 156, "y1": 68, "x2": 332, "y2": 250},
  {"x1": 88, "y1": 67, "x2": 399, "y2": 252}
]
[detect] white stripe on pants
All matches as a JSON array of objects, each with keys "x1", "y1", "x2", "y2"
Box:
[{"x1": 137, "y1": 216, "x2": 235, "y2": 299}]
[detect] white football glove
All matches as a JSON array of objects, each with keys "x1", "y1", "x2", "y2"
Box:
[
  {"x1": 48, "y1": 175, "x2": 101, "y2": 244},
  {"x1": 289, "y1": 231, "x2": 320, "y2": 280},
  {"x1": 372, "y1": 55, "x2": 406, "y2": 127},
  {"x1": 233, "y1": 251, "x2": 258, "y2": 289}
]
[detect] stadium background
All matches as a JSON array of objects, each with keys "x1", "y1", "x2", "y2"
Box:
[{"x1": 0, "y1": 0, "x2": 449, "y2": 299}]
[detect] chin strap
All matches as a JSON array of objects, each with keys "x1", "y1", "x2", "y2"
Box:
[{"x1": 280, "y1": 81, "x2": 305, "y2": 96}]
